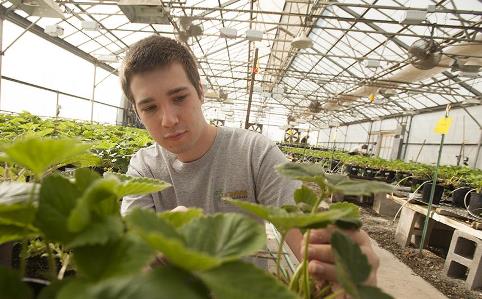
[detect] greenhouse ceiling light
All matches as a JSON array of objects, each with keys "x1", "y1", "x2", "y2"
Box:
[
  {"x1": 291, "y1": 31, "x2": 313, "y2": 49},
  {"x1": 118, "y1": 0, "x2": 170, "y2": 24},
  {"x1": 11, "y1": 0, "x2": 64, "y2": 18},
  {"x1": 44, "y1": 24, "x2": 64, "y2": 37}
]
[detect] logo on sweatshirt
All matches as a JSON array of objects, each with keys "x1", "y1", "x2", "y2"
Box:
[{"x1": 214, "y1": 190, "x2": 248, "y2": 201}]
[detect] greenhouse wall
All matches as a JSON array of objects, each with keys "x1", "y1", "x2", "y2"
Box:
[
  {"x1": 314, "y1": 106, "x2": 482, "y2": 169},
  {"x1": 0, "y1": 20, "x2": 122, "y2": 124}
]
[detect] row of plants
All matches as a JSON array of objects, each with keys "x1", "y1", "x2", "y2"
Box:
[
  {"x1": 280, "y1": 146, "x2": 482, "y2": 194},
  {"x1": 0, "y1": 136, "x2": 395, "y2": 298},
  {"x1": 0, "y1": 112, "x2": 152, "y2": 175}
]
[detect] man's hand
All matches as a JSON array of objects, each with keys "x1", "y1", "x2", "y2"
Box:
[
  {"x1": 301, "y1": 226, "x2": 379, "y2": 286},
  {"x1": 171, "y1": 205, "x2": 188, "y2": 212}
]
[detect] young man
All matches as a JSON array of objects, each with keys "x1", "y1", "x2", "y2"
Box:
[{"x1": 119, "y1": 35, "x2": 378, "y2": 286}]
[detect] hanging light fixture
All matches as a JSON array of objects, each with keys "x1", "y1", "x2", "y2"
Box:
[{"x1": 291, "y1": 30, "x2": 313, "y2": 49}]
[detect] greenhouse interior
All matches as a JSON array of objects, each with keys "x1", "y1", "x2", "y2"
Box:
[{"x1": 0, "y1": 0, "x2": 482, "y2": 298}]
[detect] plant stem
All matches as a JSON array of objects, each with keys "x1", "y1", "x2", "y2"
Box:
[
  {"x1": 317, "y1": 284, "x2": 332, "y2": 297},
  {"x1": 302, "y1": 231, "x2": 311, "y2": 299},
  {"x1": 301, "y1": 193, "x2": 325, "y2": 299},
  {"x1": 57, "y1": 254, "x2": 70, "y2": 280},
  {"x1": 324, "y1": 289, "x2": 344, "y2": 299},
  {"x1": 19, "y1": 239, "x2": 28, "y2": 277},
  {"x1": 46, "y1": 243, "x2": 57, "y2": 281},
  {"x1": 276, "y1": 232, "x2": 287, "y2": 279}
]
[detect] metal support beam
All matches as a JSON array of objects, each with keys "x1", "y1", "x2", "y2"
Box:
[
  {"x1": 474, "y1": 131, "x2": 482, "y2": 169},
  {"x1": 244, "y1": 48, "x2": 258, "y2": 129},
  {"x1": 0, "y1": 7, "x2": 114, "y2": 73},
  {"x1": 462, "y1": 107, "x2": 482, "y2": 129}
]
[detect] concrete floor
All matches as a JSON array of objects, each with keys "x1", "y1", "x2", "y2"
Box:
[{"x1": 373, "y1": 239, "x2": 448, "y2": 299}]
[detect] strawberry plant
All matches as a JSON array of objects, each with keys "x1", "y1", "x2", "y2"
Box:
[{"x1": 1, "y1": 136, "x2": 393, "y2": 299}]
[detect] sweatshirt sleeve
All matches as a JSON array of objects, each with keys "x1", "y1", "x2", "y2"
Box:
[
  {"x1": 254, "y1": 144, "x2": 301, "y2": 208},
  {"x1": 120, "y1": 152, "x2": 156, "y2": 216}
]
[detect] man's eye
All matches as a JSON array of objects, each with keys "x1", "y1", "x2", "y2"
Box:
[
  {"x1": 142, "y1": 106, "x2": 156, "y2": 112},
  {"x1": 174, "y1": 95, "x2": 186, "y2": 102}
]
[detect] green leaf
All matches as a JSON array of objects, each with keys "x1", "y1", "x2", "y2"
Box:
[
  {"x1": 75, "y1": 168, "x2": 101, "y2": 192},
  {"x1": 1, "y1": 137, "x2": 93, "y2": 177},
  {"x1": 329, "y1": 202, "x2": 362, "y2": 229},
  {"x1": 125, "y1": 209, "x2": 182, "y2": 241},
  {"x1": 158, "y1": 208, "x2": 204, "y2": 228},
  {"x1": 0, "y1": 224, "x2": 39, "y2": 244},
  {"x1": 197, "y1": 261, "x2": 297, "y2": 299},
  {"x1": 294, "y1": 185, "x2": 318, "y2": 208},
  {"x1": 104, "y1": 172, "x2": 171, "y2": 198},
  {"x1": 35, "y1": 175, "x2": 82, "y2": 244},
  {"x1": 225, "y1": 198, "x2": 358, "y2": 231},
  {"x1": 0, "y1": 203, "x2": 37, "y2": 227},
  {"x1": 0, "y1": 182, "x2": 38, "y2": 205},
  {"x1": 180, "y1": 213, "x2": 266, "y2": 261},
  {"x1": 0, "y1": 266, "x2": 33, "y2": 299},
  {"x1": 73, "y1": 234, "x2": 154, "y2": 280},
  {"x1": 126, "y1": 209, "x2": 216, "y2": 270},
  {"x1": 68, "y1": 178, "x2": 120, "y2": 232},
  {"x1": 57, "y1": 267, "x2": 209, "y2": 299},
  {"x1": 331, "y1": 231, "x2": 371, "y2": 298},
  {"x1": 38, "y1": 279, "x2": 70, "y2": 299},
  {"x1": 276, "y1": 162, "x2": 326, "y2": 186},
  {"x1": 68, "y1": 215, "x2": 124, "y2": 248},
  {"x1": 358, "y1": 286, "x2": 393, "y2": 299},
  {"x1": 127, "y1": 210, "x2": 265, "y2": 271},
  {"x1": 325, "y1": 174, "x2": 394, "y2": 196}
]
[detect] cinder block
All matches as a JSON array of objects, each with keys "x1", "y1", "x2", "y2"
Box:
[
  {"x1": 395, "y1": 206, "x2": 433, "y2": 248},
  {"x1": 444, "y1": 230, "x2": 482, "y2": 290},
  {"x1": 372, "y1": 193, "x2": 401, "y2": 217}
]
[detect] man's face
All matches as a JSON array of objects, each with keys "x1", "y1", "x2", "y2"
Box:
[{"x1": 130, "y1": 63, "x2": 207, "y2": 156}]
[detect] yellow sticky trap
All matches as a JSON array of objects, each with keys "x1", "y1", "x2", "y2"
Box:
[{"x1": 434, "y1": 116, "x2": 453, "y2": 134}]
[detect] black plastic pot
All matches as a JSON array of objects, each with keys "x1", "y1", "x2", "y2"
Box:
[
  {"x1": 24, "y1": 278, "x2": 49, "y2": 298},
  {"x1": 362, "y1": 168, "x2": 377, "y2": 179},
  {"x1": 411, "y1": 178, "x2": 427, "y2": 192},
  {"x1": 452, "y1": 187, "x2": 472, "y2": 208},
  {"x1": 468, "y1": 192, "x2": 482, "y2": 216},
  {"x1": 421, "y1": 183, "x2": 444, "y2": 205},
  {"x1": 395, "y1": 171, "x2": 412, "y2": 186},
  {"x1": 344, "y1": 165, "x2": 359, "y2": 176},
  {"x1": 381, "y1": 170, "x2": 396, "y2": 182},
  {"x1": 330, "y1": 159, "x2": 341, "y2": 171}
]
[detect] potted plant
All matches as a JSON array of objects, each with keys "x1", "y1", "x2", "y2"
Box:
[
  {"x1": 467, "y1": 173, "x2": 482, "y2": 216},
  {"x1": 0, "y1": 136, "x2": 394, "y2": 299}
]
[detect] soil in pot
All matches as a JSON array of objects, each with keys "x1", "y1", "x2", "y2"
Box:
[
  {"x1": 421, "y1": 183, "x2": 444, "y2": 205},
  {"x1": 468, "y1": 192, "x2": 482, "y2": 216},
  {"x1": 451, "y1": 187, "x2": 472, "y2": 208}
]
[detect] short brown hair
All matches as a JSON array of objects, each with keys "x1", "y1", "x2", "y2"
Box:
[{"x1": 120, "y1": 35, "x2": 202, "y2": 104}]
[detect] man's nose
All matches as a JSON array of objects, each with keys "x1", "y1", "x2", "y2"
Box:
[{"x1": 161, "y1": 106, "x2": 179, "y2": 128}]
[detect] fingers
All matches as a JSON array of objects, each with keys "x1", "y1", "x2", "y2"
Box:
[
  {"x1": 171, "y1": 205, "x2": 188, "y2": 212},
  {"x1": 307, "y1": 260, "x2": 337, "y2": 282},
  {"x1": 306, "y1": 226, "x2": 371, "y2": 246},
  {"x1": 307, "y1": 244, "x2": 335, "y2": 263},
  {"x1": 307, "y1": 243, "x2": 378, "y2": 268},
  {"x1": 301, "y1": 228, "x2": 380, "y2": 286}
]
